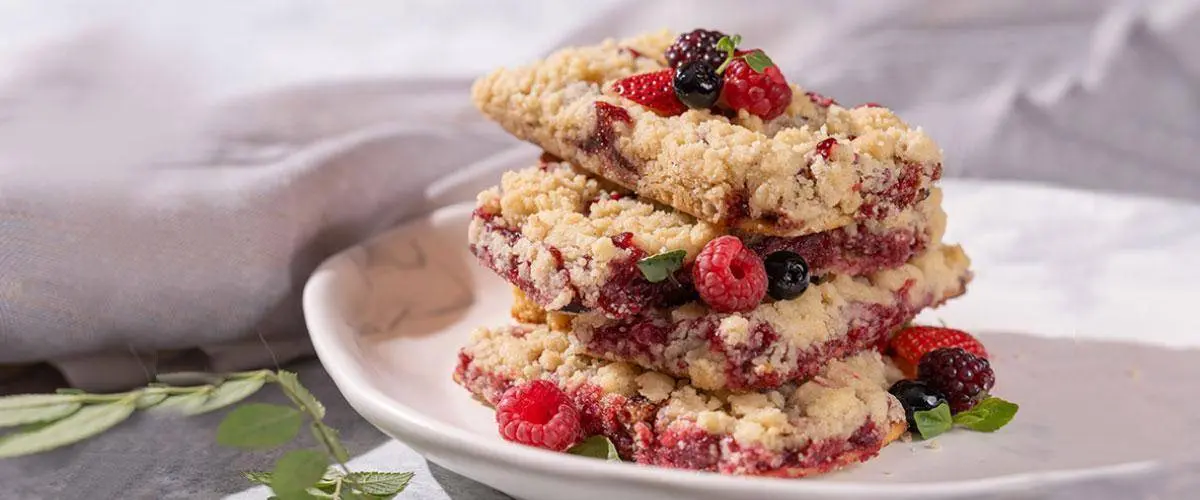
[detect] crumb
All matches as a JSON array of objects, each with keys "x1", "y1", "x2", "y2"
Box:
[
  {"x1": 883, "y1": 471, "x2": 893, "y2": 476},
  {"x1": 1128, "y1": 368, "x2": 1141, "y2": 381},
  {"x1": 924, "y1": 439, "x2": 941, "y2": 450},
  {"x1": 900, "y1": 432, "x2": 913, "y2": 443}
]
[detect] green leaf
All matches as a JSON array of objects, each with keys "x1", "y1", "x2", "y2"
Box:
[
  {"x1": 0, "y1": 394, "x2": 79, "y2": 410},
  {"x1": 913, "y1": 402, "x2": 953, "y2": 439},
  {"x1": 277, "y1": 371, "x2": 325, "y2": 420},
  {"x1": 270, "y1": 449, "x2": 329, "y2": 500},
  {"x1": 0, "y1": 402, "x2": 81, "y2": 428},
  {"x1": 243, "y1": 470, "x2": 274, "y2": 485},
  {"x1": 0, "y1": 398, "x2": 136, "y2": 458},
  {"x1": 567, "y1": 435, "x2": 620, "y2": 461},
  {"x1": 56, "y1": 388, "x2": 86, "y2": 395},
  {"x1": 186, "y1": 377, "x2": 267, "y2": 415},
  {"x1": 310, "y1": 422, "x2": 350, "y2": 463},
  {"x1": 135, "y1": 392, "x2": 169, "y2": 409},
  {"x1": 151, "y1": 391, "x2": 211, "y2": 413},
  {"x1": 743, "y1": 50, "x2": 775, "y2": 73},
  {"x1": 953, "y1": 397, "x2": 1019, "y2": 432},
  {"x1": 155, "y1": 371, "x2": 226, "y2": 386},
  {"x1": 345, "y1": 471, "x2": 413, "y2": 497},
  {"x1": 216, "y1": 403, "x2": 302, "y2": 449},
  {"x1": 636, "y1": 249, "x2": 686, "y2": 283}
]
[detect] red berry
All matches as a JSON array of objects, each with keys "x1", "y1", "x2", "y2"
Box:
[
  {"x1": 719, "y1": 53, "x2": 793, "y2": 120},
  {"x1": 692, "y1": 235, "x2": 767, "y2": 313},
  {"x1": 918, "y1": 347, "x2": 995, "y2": 414},
  {"x1": 806, "y1": 91, "x2": 838, "y2": 108},
  {"x1": 613, "y1": 70, "x2": 687, "y2": 116},
  {"x1": 495, "y1": 380, "x2": 582, "y2": 451},
  {"x1": 665, "y1": 29, "x2": 727, "y2": 69},
  {"x1": 814, "y1": 137, "x2": 838, "y2": 160},
  {"x1": 890, "y1": 325, "x2": 988, "y2": 376}
]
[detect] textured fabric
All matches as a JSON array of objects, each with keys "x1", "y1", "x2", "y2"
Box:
[{"x1": 0, "y1": 1, "x2": 1197, "y2": 499}]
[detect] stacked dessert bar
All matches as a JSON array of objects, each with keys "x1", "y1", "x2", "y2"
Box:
[{"x1": 454, "y1": 29, "x2": 975, "y2": 476}]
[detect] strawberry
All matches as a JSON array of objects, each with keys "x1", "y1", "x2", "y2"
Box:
[
  {"x1": 889, "y1": 325, "x2": 988, "y2": 377},
  {"x1": 612, "y1": 70, "x2": 686, "y2": 116}
]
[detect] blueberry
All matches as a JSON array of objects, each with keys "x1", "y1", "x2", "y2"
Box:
[
  {"x1": 673, "y1": 61, "x2": 722, "y2": 110},
  {"x1": 888, "y1": 380, "x2": 948, "y2": 431},
  {"x1": 763, "y1": 251, "x2": 810, "y2": 300}
]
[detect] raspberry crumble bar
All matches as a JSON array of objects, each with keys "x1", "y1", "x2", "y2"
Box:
[
  {"x1": 472, "y1": 30, "x2": 943, "y2": 236},
  {"x1": 470, "y1": 161, "x2": 944, "y2": 318},
  {"x1": 570, "y1": 244, "x2": 971, "y2": 391},
  {"x1": 454, "y1": 324, "x2": 906, "y2": 476}
]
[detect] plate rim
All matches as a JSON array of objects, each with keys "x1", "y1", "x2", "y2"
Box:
[{"x1": 303, "y1": 194, "x2": 1173, "y2": 498}]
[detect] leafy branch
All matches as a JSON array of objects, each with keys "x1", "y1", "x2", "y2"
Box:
[{"x1": 0, "y1": 370, "x2": 410, "y2": 499}]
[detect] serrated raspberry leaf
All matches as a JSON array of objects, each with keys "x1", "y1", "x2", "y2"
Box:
[
  {"x1": 912, "y1": 402, "x2": 952, "y2": 439},
  {"x1": 952, "y1": 397, "x2": 1019, "y2": 432},
  {"x1": 637, "y1": 249, "x2": 686, "y2": 283},
  {"x1": 744, "y1": 50, "x2": 774, "y2": 73},
  {"x1": 567, "y1": 435, "x2": 621, "y2": 461}
]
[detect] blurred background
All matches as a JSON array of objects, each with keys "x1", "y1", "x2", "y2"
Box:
[{"x1": 0, "y1": 1, "x2": 1197, "y2": 498}]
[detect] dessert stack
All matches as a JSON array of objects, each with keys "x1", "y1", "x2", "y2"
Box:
[{"x1": 453, "y1": 29, "x2": 984, "y2": 476}]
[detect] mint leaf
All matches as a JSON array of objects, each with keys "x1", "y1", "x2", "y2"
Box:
[
  {"x1": 744, "y1": 50, "x2": 775, "y2": 73},
  {"x1": 135, "y1": 392, "x2": 169, "y2": 409},
  {"x1": 270, "y1": 449, "x2": 329, "y2": 500},
  {"x1": 715, "y1": 34, "x2": 744, "y2": 74},
  {"x1": 567, "y1": 435, "x2": 621, "y2": 461},
  {"x1": 0, "y1": 402, "x2": 80, "y2": 428},
  {"x1": 0, "y1": 398, "x2": 137, "y2": 458},
  {"x1": 636, "y1": 249, "x2": 686, "y2": 283},
  {"x1": 151, "y1": 392, "x2": 211, "y2": 413},
  {"x1": 913, "y1": 402, "x2": 952, "y2": 439},
  {"x1": 243, "y1": 470, "x2": 273, "y2": 485},
  {"x1": 715, "y1": 35, "x2": 737, "y2": 54},
  {"x1": 278, "y1": 371, "x2": 325, "y2": 420},
  {"x1": 345, "y1": 471, "x2": 414, "y2": 496},
  {"x1": 0, "y1": 394, "x2": 79, "y2": 410},
  {"x1": 310, "y1": 421, "x2": 350, "y2": 463},
  {"x1": 156, "y1": 371, "x2": 226, "y2": 386},
  {"x1": 953, "y1": 397, "x2": 1019, "y2": 432},
  {"x1": 186, "y1": 376, "x2": 266, "y2": 415},
  {"x1": 216, "y1": 403, "x2": 302, "y2": 449}
]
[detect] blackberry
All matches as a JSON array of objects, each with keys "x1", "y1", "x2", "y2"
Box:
[
  {"x1": 673, "y1": 61, "x2": 722, "y2": 110},
  {"x1": 888, "y1": 380, "x2": 948, "y2": 431},
  {"x1": 665, "y1": 29, "x2": 727, "y2": 69},
  {"x1": 762, "y1": 251, "x2": 810, "y2": 300},
  {"x1": 918, "y1": 347, "x2": 995, "y2": 414}
]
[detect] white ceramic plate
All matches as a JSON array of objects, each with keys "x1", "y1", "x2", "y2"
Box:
[{"x1": 303, "y1": 178, "x2": 1200, "y2": 500}]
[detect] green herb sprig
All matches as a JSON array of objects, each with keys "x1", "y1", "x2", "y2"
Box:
[
  {"x1": 913, "y1": 396, "x2": 1019, "y2": 439},
  {"x1": 0, "y1": 370, "x2": 410, "y2": 499}
]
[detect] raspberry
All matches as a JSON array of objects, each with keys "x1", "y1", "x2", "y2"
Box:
[
  {"x1": 613, "y1": 70, "x2": 687, "y2": 116},
  {"x1": 665, "y1": 29, "x2": 727, "y2": 69},
  {"x1": 719, "y1": 53, "x2": 793, "y2": 120},
  {"x1": 692, "y1": 235, "x2": 767, "y2": 313},
  {"x1": 889, "y1": 325, "x2": 988, "y2": 376},
  {"x1": 495, "y1": 380, "x2": 582, "y2": 451},
  {"x1": 918, "y1": 347, "x2": 995, "y2": 414}
]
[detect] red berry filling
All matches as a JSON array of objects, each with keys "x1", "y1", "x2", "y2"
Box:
[
  {"x1": 692, "y1": 236, "x2": 767, "y2": 313},
  {"x1": 496, "y1": 380, "x2": 582, "y2": 451},
  {"x1": 814, "y1": 137, "x2": 838, "y2": 160}
]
